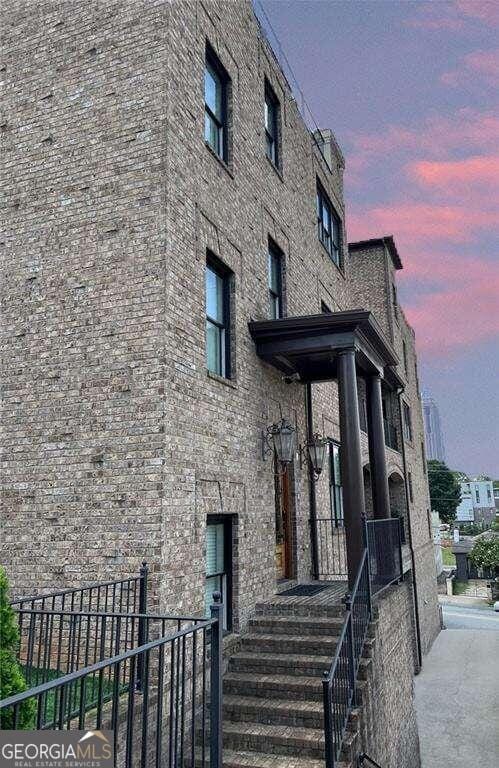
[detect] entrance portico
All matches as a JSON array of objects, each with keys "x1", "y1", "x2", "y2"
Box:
[{"x1": 249, "y1": 310, "x2": 401, "y2": 589}]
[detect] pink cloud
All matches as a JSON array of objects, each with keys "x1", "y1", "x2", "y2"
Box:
[
  {"x1": 406, "y1": 276, "x2": 499, "y2": 355},
  {"x1": 348, "y1": 203, "x2": 499, "y2": 245},
  {"x1": 441, "y1": 48, "x2": 499, "y2": 86},
  {"x1": 407, "y1": 1, "x2": 499, "y2": 32},
  {"x1": 345, "y1": 109, "x2": 499, "y2": 184},
  {"x1": 409, "y1": 155, "x2": 499, "y2": 192}
]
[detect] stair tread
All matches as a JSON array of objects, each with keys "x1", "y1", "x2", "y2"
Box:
[
  {"x1": 195, "y1": 749, "x2": 350, "y2": 768},
  {"x1": 231, "y1": 651, "x2": 332, "y2": 664},
  {"x1": 243, "y1": 632, "x2": 338, "y2": 643},
  {"x1": 224, "y1": 672, "x2": 322, "y2": 688},
  {"x1": 224, "y1": 720, "x2": 325, "y2": 743},
  {"x1": 224, "y1": 694, "x2": 323, "y2": 713},
  {"x1": 250, "y1": 615, "x2": 344, "y2": 627}
]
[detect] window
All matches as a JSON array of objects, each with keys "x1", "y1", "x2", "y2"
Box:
[
  {"x1": 359, "y1": 394, "x2": 368, "y2": 433},
  {"x1": 402, "y1": 340, "x2": 408, "y2": 374},
  {"x1": 403, "y1": 402, "x2": 413, "y2": 442},
  {"x1": 206, "y1": 258, "x2": 230, "y2": 378},
  {"x1": 316, "y1": 182, "x2": 341, "y2": 266},
  {"x1": 392, "y1": 283, "x2": 398, "y2": 320},
  {"x1": 427, "y1": 509, "x2": 432, "y2": 539},
  {"x1": 408, "y1": 472, "x2": 414, "y2": 504},
  {"x1": 475, "y1": 487, "x2": 480, "y2": 504},
  {"x1": 487, "y1": 487, "x2": 492, "y2": 503},
  {"x1": 204, "y1": 45, "x2": 228, "y2": 161},
  {"x1": 421, "y1": 442, "x2": 426, "y2": 469},
  {"x1": 264, "y1": 80, "x2": 280, "y2": 167},
  {"x1": 329, "y1": 442, "x2": 344, "y2": 527},
  {"x1": 205, "y1": 517, "x2": 232, "y2": 630},
  {"x1": 268, "y1": 240, "x2": 283, "y2": 319}
]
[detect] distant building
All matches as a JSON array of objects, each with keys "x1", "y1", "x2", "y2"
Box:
[
  {"x1": 456, "y1": 480, "x2": 496, "y2": 526},
  {"x1": 422, "y1": 391, "x2": 446, "y2": 462}
]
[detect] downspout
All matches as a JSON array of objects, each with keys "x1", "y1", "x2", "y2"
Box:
[
  {"x1": 397, "y1": 388, "x2": 423, "y2": 671},
  {"x1": 305, "y1": 383, "x2": 320, "y2": 580}
]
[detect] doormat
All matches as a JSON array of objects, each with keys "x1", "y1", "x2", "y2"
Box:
[{"x1": 278, "y1": 583, "x2": 330, "y2": 597}]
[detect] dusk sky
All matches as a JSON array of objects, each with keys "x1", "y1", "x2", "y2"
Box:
[{"x1": 258, "y1": 0, "x2": 499, "y2": 478}]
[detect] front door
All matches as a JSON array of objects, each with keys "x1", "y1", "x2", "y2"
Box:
[{"x1": 275, "y1": 464, "x2": 293, "y2": 579}]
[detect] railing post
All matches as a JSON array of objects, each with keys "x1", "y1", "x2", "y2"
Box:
[
  {"x1": 397, "y1": 519, "x2": 403, "y2": 581},
  {"x1": 136, "y1": 561, "x2": 148, "y2": 691},
  {"x1": 322, "y1": 671, "x2": 335, "y2": 768},
  {"x1": 344, "y1": 593, "x2": 357, "y2": 706},
  {"x1": 210, "y1": 591, "x2": 223, "y2": 768}
]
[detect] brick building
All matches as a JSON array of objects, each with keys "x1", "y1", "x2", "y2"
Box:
[{"x1": 1, "y1": 2, "x2": 440, "y2": 765}]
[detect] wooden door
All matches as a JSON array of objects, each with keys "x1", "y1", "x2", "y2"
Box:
[{"x1": 275, "y1": 465, "x2": 293, "y2": 579}]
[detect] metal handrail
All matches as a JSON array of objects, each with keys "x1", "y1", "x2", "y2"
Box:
[
  {"x1": 322, "y1": 548, "x2": 372, "y2": 768},
  {"x1": 358, "y1": 753, "x2": 383, "y2": 767}
]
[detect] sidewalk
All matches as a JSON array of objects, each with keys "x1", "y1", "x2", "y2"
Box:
[{"x1": 415, "y1": 629, "x2": 499, "y2": 766}]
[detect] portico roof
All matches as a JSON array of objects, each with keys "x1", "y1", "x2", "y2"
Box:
[{"x1": 248, "y1": 309, "x2": 401, "y2": 385}]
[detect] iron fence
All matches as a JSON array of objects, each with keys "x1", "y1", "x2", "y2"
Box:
[
  {"x1": 11, "y1": 562, "x2": 148, "y2": 617},
  {"x1": 365, "y1": 517, "x2": 402, "y2": 596},
  {"x1": 316, "y1": 517, "x2": 348, "y2": 580},
  {"x1": 1, "y1": 596, "x2": 224, "y2": 768},
  {"x1": 322, "y1": 549, "x2": 371, "y2": 768}
]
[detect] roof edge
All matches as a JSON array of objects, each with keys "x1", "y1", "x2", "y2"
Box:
[{"x1": 349, "y1": 236, "x2": 403, "y2": 270}]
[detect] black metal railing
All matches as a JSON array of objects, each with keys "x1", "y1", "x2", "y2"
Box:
[
  {"x1": 11, "y1": 562, "x2": 149, "y2": 617},
  {"x1": 1, "y1": 595, "x2": 225, "y2": 768},
  {"x1": 14, "y1": 607, "x2": 208, "y2": 694},
  {"x1": 322, "y1": 549, "x2": 372, "y2": 768},
  {"x1": 316, "y1": 518, "x2": 348, "y2": 580},
  {"x1": 383, "y1": 418, "x2": 398, "y2": 451},
  {"x1": 365, "y1": 518, "x2": 403, "y2": 596}
]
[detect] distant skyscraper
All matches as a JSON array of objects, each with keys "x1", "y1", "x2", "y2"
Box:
[{"x1": 422, "y1": 390, "x2": 446, "y2": 462}]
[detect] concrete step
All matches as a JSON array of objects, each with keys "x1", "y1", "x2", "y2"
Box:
[
  {"x1": 223, "y1": 694, "x2": 324, "y2": 729},
  {"x1": 193, "y1": 749, "x2": 352, "y2": 768},
  {"x1": 228, "y1": 651, "x2": 331, "y2": 678},
  {"x1": 240, "y1": 632, "x2": 338, "y2": 656},
  {"x1": 248, "y1": 615, "x2": 344, "y2": 637},
  {"x1": 223, "y1": 672, "x2": 323, "y2": 702}
]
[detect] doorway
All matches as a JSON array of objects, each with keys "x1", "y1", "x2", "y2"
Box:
[{"x1": 274, "y1": 464, "x2": 293, "y2": 580}]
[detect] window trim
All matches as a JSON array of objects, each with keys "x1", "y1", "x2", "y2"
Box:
[
  {"x1": 206, "y1": 254, "x2": 231, "y2": 379},
  {"x1": 329, "y1": 440, "x2": 344, "y2": 527},
  {"x1": 204, "y1": 43, "x2": 229, "y2": 162},
  {"x1": 268, "y1": 238, "x2": 283, "y2": 319},
  {"x1": 264, "y1": 79, "x2": 280, "y2": 168},
  {"x1": 205, "y1": 515, "x2": 233, "y2": 632},
  {"x1": 316, "y1": 180, "x2": 342, "y2": 267}
]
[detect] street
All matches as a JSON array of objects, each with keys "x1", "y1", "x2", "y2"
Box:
[
  {"x1": 442, "y1": 601, "x2": 499, "y2": 630},
  {"x1": 415, "y1": 602, "x2": 499, "y2": 767}
]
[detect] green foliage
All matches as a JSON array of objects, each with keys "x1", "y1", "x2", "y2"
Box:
[
  {"x1": 491, "y1": 521, "x2": 499, "y2": 532},
  {"x1": 0, "y1": 566, "x2": 35, "y2": 729},
  {"x1": 428, "y1": 460, "x2": 461, "y2": 525},
  {"x1": 469, "y1": 537, "x2": 499, "y2": 571},
  {"x1": 441, "y1": 547, "x2": 456, "y2": 566},
  {"x1": 459, "y1": 522, "x2": 487, "y2": 536}
]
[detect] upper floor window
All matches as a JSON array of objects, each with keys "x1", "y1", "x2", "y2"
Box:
[
  {"x1": 408, "y1": 472, "x2": 414, "y2": 503},
  {"x1": 475, "y1": 487, "x2": 480, "y2": 504},
  {"x1": 403, "y1": 401, "x2": 413, "y2": 442},
  {"x1": 264, "y1": 81, "x2": 280, "y2": 167},
  {"x1": 204, "y1": 45, "x2": 229, "y2": 162},
  {"x1": 206, "y1": 257, "x2": 231, "y2": 378},
  {"x1": 329, "y1": 442, "x2": 344, "y2": 527},
  {"x1": 392, "y1": 283, "x2": 398, "y2": 320},
  {"x1": 316, "y1": 182, "x2": 341, "y2": 267},
  {"x1": 268, "y1": 240, "x2": 283, "y2": 319}
]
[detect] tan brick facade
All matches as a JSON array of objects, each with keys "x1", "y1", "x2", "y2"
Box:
[{"x1": 1, "y1": 0, "x2": 438, "y2": 665}]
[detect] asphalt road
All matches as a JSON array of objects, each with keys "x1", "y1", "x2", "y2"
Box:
[{"x1": 442, "y1": 602, "x2": 499, "y2": 630}]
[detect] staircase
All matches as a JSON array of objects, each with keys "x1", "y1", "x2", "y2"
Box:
[{"x1": 212, "y1": 595, "x2": 369, "y2": 768}]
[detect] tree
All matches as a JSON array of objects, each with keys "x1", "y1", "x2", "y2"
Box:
[
  {"x1": 0, "y1": 566, "x2": 35, "y2": 729},
  {"x1": 469, "y1": 537, "x2": 499, "y2": 572},
  {"x1": 427, "y1": 459, "x2": 461, "y2": 525}
]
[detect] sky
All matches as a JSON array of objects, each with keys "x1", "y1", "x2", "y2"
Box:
[{"x1": 258, "y1": 0, "x2": 499, "y2": 478}]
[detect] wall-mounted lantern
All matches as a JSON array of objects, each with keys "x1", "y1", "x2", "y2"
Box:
[
  {"x1": 262, "y1": 418, "x2": 296, "y2": 470},
  {"x1": 301, "y1": 433, "x2": 328, "y2": 481}
]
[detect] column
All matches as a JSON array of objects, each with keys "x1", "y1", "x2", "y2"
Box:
[
  {"x1": 338, "y1": 349, "x2": 365, "y2": 590},
  {"x1": 367, "y1": 374, "x2": 391, "y2": 520}
]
